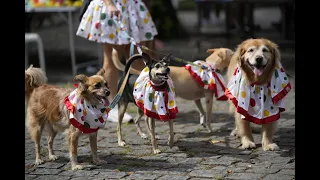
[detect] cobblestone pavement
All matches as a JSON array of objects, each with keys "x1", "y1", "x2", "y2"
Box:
[{"x1": 25, "y1": 78, "x2": 295, "y2": 180}]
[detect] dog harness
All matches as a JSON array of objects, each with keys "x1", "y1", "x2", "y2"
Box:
[
  {"x1": 133, "y1": 67, "x2": 178, "y2": 121},
  {"x1": 64, "y1": 89, "x2": 109, "y2": 133},
  {"x1": 225, "y1": 60, "x2": 291, "y2": 124},
  {"x1": 184, "y1": 60, "x2": 228, "y2": 100}
]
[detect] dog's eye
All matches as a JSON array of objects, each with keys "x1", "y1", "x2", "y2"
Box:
[
  {"x1": 94, "y1": 83, "x2": 101, "y2": 89},
  {"x1": 248, "y1": 49, "x2": 254, "y2": 52},
  {"x1": 262, "y1": 48, "x2": 268, "y2": 52},
  {"x1": 155, "y1": 64, "x2": 160, "y2": 68}
]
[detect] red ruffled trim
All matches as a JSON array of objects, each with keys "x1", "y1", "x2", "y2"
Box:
[
  {"x1": 184, "y1": 65, "x2": 228, "y2": 101},
  {"x1": 225, "y1": 89, "x2": 284, "y2": 125},
  {"x1": 272, "y1": 83, "x2": 291, "y2": 104},
  {"x1": 64, "y1": 96, "x2": 99, "y2": 134},
  {"x1": 135, "y1": 100, "x2": 178, "y2": 121}
]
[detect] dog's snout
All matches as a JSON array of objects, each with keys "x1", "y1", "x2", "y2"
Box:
[
  {"x1": 166, "y1": 67, "x2": 170, "y2": 73},
  {"x1": 256, "y1": 56, "x2": 263, "y2": 64},
  {"x1": 105, "y1": 89, "x2": 110, "y2": 96}
]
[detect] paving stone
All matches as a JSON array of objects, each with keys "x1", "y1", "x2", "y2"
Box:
[
  {"x1": 30, "y1": 169, "x2": 62, "y2": 175},
  {"x1": 33, "y1": 175, "x2": 71, "y2": 180},
  {"x1": 263, "y1": 174, "x2": 295, "y2": 180},
  {"x1": 276, "y1": 169, "x2": 295, "y2": 176},
  {"x1": 188, "y1": 170, "x2": 217, "y2": 178},
  {"x1": 92, "y1": 171, "x2": 127, "y2": 179},
  {"x1": 128, "y1": 173, "x2": 160, "y2": 180},
  {"x1": 38, "y1": 162, "x2": 66, "y2": 169},
  {"x1": 157, "y1": 175, "x2": 190, "y2": 180},
  {"x1": 25, "y1": 175, "x2": 37, "y2": 180},
  {"x1": 225, "y1": 172, "x2": 265, "y2": 180},
  {"x1": 59, "y1": 170, "x2": 99, "y2": 177}
]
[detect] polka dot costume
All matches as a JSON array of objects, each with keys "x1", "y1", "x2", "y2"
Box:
[
  {"x1": 133, "y1": 67, "x2": 178, "y2": 121},
  {"x1": 64, "y1": 89, "x2": 109, "y2": 133},
  {"x1": 184, "y1": 60, "x2": 228, "y2": 101},
  {"x1": 225, "y1": 60, "x2": 291, "y2": 124},
  {"x1": 76, "y1": 0, "x2": 158, "y2": 44}
]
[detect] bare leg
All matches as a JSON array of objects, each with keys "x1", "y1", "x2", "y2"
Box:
[
  {"x1": 117, "y1": 101, "x2": 128, "y2": 146},
  {"x1": 135, "y1": 108, "x2": 147, "y2": 139},
  {"x1": 47, "y1": 126, "x2": 58, "y2": 161},
  {"x1": 262, "y1": 121, "x2": 279, "y2": 151},
  {"x1": 148, "y1": 117, "x2": 161, "y2": 154},
  {"x1": 68, "y1": 128, "x2": 83, "y2": 170},
  {"x1": 168, "y1": 120, "x2": 174, "y2": 148},
  {"x1": 235, "y1": 113, "x2": 256, "y2": 149},
  {"x1": 194, "y1": 99, "x2": 206, "y2": 127},
  {"x1": 102, "y1": 43, "x2": 118, "y2": 101},
  {"x1": 89, "y1": 132, "x2": 105, "y2": 165}
]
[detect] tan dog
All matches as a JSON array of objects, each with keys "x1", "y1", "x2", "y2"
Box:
[
  {"x1": 25, "y1": 65, "x2": 109, "y2": 170},
  {"x1": 112, "y1": 48, "x2": 234, "y2": 132},
  {"x1": 226, "y1": 38, "x2": 282, "y2": 151}
]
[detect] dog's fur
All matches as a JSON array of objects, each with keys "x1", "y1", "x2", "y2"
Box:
[
  {"x1": 25, "y1": 65, "x2": 110, "y2": 170},
  {"x1": 226, "y1": 38, "x2": 281, "y2": 151},
  {"x1": 116, "y1": 53, "x2": 173, "y2": 154},
  {"x1": 112, "y1": 48, "x2": 234, "y2": 132}
]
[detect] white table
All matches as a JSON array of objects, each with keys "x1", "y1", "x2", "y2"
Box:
[{"x1": 25, "y1": 6, "x2": 101, "y2": 76}]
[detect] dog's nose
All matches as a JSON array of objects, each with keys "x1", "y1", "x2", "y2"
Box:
[
  {"x1": 256, "y1": 56, "x2": 263, "y2": 64},
  {"x1": 166, "y1": 67, "x2": 170, "y2": 73},
  {"x1": 105, "y1": 90, "x2": 110, "y2": 96}
]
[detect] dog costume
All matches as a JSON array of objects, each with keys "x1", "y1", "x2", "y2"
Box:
[
  {"x1": 133, "y1": 67, "x2": 178, "y2": 121},
  {"x1": 185, "y1": 60, "x2": 228, "y2": 100},
  {"x1": 64, "y1": 89, "x2": 109, "y2": 133},
  {"x1": 225, "y1": 61, "x2": 291, "y2": 124}
]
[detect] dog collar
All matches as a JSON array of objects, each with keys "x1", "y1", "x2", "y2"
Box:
[
  {"x1": 64, "y1": 89, "x2": 109, "y2": 133},
  {"x1": 133, "y1": 67, "x2": 178, "y2": 121},
  {"x1": 225, "y1": 60, "x2": 291, "y2": 124}
]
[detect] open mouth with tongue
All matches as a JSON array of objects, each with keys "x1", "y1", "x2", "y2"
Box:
[
  {"x1": 93, "y1": 93, "x2": 109, "y2": 106},
  {"x1": 248, "y1": 62, "x2": 266, "y2": 76},
  {"x1": 156, "y1": 72, "x2": 169, "y2": 80}
]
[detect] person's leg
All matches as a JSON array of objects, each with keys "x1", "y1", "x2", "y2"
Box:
[{"x1": 102, "y1": 43, "x2": 118, "y2": 101}]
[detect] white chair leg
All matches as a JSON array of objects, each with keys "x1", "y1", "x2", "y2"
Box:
[
  {"x1": 36, "y1": 35, "x2": 46, "y2": 75},
  {"x1": 25, "y1": 45, "x2": 29, "y2": 69}
]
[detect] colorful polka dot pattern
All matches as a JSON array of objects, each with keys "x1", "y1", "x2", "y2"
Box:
[
  {"x1": 133, "y1": 67, "x2": 178, "y2": 119},
  {"x1": 226, "y1": 60, "x2": 291, "y2": 123},
  {"x1": 76, "y1": 0, "x2": 158, "y2": 45},
  {"x1": 66, "y1": 89, "x2": 109, "y2": 132}
]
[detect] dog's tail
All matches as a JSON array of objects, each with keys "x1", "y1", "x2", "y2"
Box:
[
  {"x1": 25, "y1": 65, "x2": 47, "y2": 99},
  {"x1": 112, "y1": 49, "x2": 142, "y2": 75}
]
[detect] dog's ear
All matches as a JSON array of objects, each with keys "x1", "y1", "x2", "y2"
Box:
[
  {"x1": 73, "y1": 74, "x2": 88, "y2": 90},
  {"x1": 96, "y1": 68, "x2": 105, "y2": 76},
  {"x1": 233, "y1": 45, "x2": 246, "y2": 67},
  {"x1": 206, "y1": 49, "x2": 216, "y2": 54},
  {"x1": 265, "y1": 39, "x2": 281, "y2": 62},
  {"x1": 142, "y1": 52, "x2": 153, "y2": 66}
]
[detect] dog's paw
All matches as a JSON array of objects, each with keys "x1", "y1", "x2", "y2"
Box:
[
  {"x1": 93, "y1": 158, "x2": 106, "y2": 165},
  {"x1": 230, "y1": 129, "x2": 237, "y2": 136},
  {"x1": 153, "y1": 149, "x2": 162, "y2": 154},
  {"x1": 71, "y1": 164, "x2": 84, "y2": 170},
  {"x1": 167, "y1": 140, "x2": 174, "y2": 148},
  {"x1": 35, "y1": 158, "x2": 44, "y2": 165},
  {"x1": 241, "y1": 139, "x2": 256, "y2": 149},
  {"x1": 140, "y1": 133, "x2": 148, "y2": 139},
  {"x1": 49, "y1": 154, "x2": 58, "y2": 161},
  {"x1": 118, "y1": 141, "x2": 126, "y2": 147},
  {"x1": 200, "y1": 115, "x2": 206, "y2": 127},
  {"x1": 155, "y1": 135, "x2": 160, "y2": 140},
  {"x1": 263, "y1": 143, "x2": 279, "y2": 151}
]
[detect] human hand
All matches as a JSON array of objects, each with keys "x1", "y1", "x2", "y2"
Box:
[{"x1": 107, "y1": 4, "x2": 121, "y2": 20}]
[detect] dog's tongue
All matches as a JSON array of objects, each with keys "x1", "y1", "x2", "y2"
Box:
[
  {"x1": 253, "y1": 67, "x2": 263, "y2": 76},
  {"x1": 102, "y1": 98, "x2": 110, "y2": 107}
]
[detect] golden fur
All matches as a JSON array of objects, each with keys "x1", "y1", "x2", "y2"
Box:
[
  {"x1": 112, "y1": 48, "x2": 234, "y2": 132},
  {"x1": 227, "y1": 38, "x2": 281, "y2": 151},
  {"x1": 25, "y1": 66, "x2": 109, "y2": 170}
]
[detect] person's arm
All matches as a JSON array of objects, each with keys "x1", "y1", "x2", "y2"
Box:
[
  {"x1": 103, "y1": 0, "x2": 115, "y2": 6},
  {"x1": 103, "y1": 0, "x2": 121, "y2": 19}
]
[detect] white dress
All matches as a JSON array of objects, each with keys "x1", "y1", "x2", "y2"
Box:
[
  {"x1": 76, "y1": 0, "x2": 158, "y2": 44},
  {"x1": 133, "y1": 67, "x2": 178, "y2": 121},
  {"x1": 225, "y1": 60, "x2": 291, "y2": 124},
  {"x1": 184, "y1": 60, "x2": 228, "y2": 101},
  {"x1": 64, "y1": 89, "x2": 109, "y2": 133}
]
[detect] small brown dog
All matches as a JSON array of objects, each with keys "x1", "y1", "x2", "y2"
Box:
[
  {"x1": 25, "y1": 65, "x2": 110, "y2": 170},
  {"x1": 112, "y1": 48, "x2": 233, "y2": 133},
  {"x1": 226, "y1": 38, "x2": 291, "y2": 151}
]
